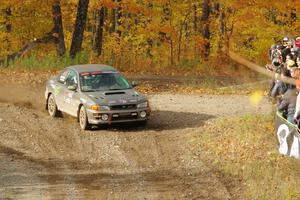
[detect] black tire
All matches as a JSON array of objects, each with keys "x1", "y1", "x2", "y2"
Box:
[
  {"x1": 47, "y1": 94, "x2": 60, "y2": 117},
  {"x1": 79, "y1": 106, "x2": 91, "y2": 130}
]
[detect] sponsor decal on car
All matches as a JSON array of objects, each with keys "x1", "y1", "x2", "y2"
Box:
[
  {"x1": 129, "y1": 99, "x2": 137, "y2": 103},
  {"x1": 64, "y1": 91, "x2": 73, "y2": 104},
  {"x1": 118, "y1": 99, "x2": 127, "y2": 104},
  {"x1": 53, "y1": 85, "x2": 62, "y2": 96}
]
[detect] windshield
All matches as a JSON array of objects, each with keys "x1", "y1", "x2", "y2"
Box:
[{"x1": 79, "y1": 72, "x2": 132, "y2": 92}]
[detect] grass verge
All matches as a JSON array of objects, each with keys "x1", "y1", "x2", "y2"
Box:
[{"x1": 190, "y1": 115, "x2": 300, "y2": 200}]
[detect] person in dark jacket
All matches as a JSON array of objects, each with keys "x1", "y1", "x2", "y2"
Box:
[
  {"x1": 270, "y1": 66, "x2": 291, "y2": 99},
  {"x1": 282, "y1": 41, "x2": 292, "y2": 62},
  {"x1": 270, "y1": 80, "x2": 289, "y2": 99},
  {"x1": 296, "y1": 55, "x2": 300, "y2": 68},
  {"x1": 293, "y1": 70, "x2": 300, "y2": 127},
  {"x1": 277, "y1": 87, "x2": 297, "y2": 123}
]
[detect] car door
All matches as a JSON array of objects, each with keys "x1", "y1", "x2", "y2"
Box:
[
  {"x1": 54, "y1": 69, "x2": 70, "y2": 110},
  {"x1": 62, "y1": 70, "x2": 80, "y2": 117}
]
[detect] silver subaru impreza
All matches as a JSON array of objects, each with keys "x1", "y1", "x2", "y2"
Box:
[{"x1": 45, "y1": 64, "x2": 151, "y2": 130}]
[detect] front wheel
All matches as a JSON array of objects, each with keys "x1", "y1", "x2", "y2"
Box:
[
  {"x1": 48, "y1": 94, "x2": 60, "y2": 117},
  {"x1": 79, "y1": 106, "x2": 91, "y2": 130}
]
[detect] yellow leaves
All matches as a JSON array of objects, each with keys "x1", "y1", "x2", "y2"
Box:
[
  {"x1": 122, "y1": 0, "x2": 147, "y2": 15},
  {"x1": 1, "y1": 0, "x2": 299, "y2": 72},
  {"x1": 101, "y1": 0, "x2": 118, "y2": 9}
]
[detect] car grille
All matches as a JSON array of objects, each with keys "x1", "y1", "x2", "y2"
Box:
[
  {"x1": 111, "y1": 114, "x2": 138, "y2": 121},
  {"x1": 110, "y1": 104, "x2": 137, "y2": 110}
]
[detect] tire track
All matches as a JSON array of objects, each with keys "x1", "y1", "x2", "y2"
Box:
[{"x1": 0, "y1": 84, "x2": 272, "y2": 199}]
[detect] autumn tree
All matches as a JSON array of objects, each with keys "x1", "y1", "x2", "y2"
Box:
[
  {"x1": 1, "y1": 0, "x2": 300, "y2": 69},
  {"x1": 52, "y1": 0, "x2": 66, "y2": 56},
  {"x1": 92, "y1": 6, "x2": 105, "y2": 56},
  {"x1": 70, "y1": 0, "x2": 89, "y2": 58},
  {"x1": 200, "y1": 0, "x2": 211, "y2": 60}
]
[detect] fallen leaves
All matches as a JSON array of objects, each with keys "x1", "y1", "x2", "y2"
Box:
[{"x1": 191, "y1": 114, "x2": 300, "y2": 200}]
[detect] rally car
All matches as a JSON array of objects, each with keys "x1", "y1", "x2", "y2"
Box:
[{"x1": 45, "y1": 64, "x2": 151, "y2": 130}]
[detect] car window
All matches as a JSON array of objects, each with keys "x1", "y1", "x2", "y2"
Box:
[
  {"x1": 115, "y1": 74, "x2": 131, "y2": 88},
  {"x1": 79, "y1": 72, "x2": 132, "y2": 92},
  {"x1": 58, "y1": 70, "x2": 69, "y2": 84},
  {"x1": 65, "y1": 70, "x2": 77, "y2": 86}
]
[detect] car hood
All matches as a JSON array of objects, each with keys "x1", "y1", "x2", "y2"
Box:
[{"x1": 84, "y1": 89, "x2": 147, "y2": 105}]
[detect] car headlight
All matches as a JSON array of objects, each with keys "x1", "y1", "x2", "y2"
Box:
[
  {"x1": 137, "y1": 101, "x2": 148, "y2": 108},
  {"x1": 91, "y1": 105, "x2": 110, "y2": 111},
  {"x1": 100, "y1": 106, "x2": 110, "y2": 111},
  {"x1": 91, "y1": 104, "x2": 99, "y2": 111}
]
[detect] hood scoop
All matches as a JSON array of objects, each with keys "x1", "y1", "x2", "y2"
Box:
[
  {"x1": 89, "y1": 95, "x2": 105, "y2": 100},
  {"x1": 105, "y1": 91, "x2": 126, "y2": 95}
]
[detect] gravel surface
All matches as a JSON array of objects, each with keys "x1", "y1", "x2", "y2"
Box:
[{"x1": 0, "y1": 84, "x2": 272, "y2": 200}]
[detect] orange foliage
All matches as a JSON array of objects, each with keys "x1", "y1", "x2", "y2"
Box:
[{"x1": 1, "y1": 0, "x2": 300, "y2": 69}]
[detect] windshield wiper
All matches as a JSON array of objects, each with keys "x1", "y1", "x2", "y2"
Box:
[
  {"x1": 108, "y1": 88, "x2": 132, "y2": 91},
  {"x1": 83, "y1": 89, "x2": 97, "y2": 92}
]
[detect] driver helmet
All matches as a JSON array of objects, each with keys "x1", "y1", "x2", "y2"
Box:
[{"x1": 283, "y1": 36, "x2": 290, "y2": 46}]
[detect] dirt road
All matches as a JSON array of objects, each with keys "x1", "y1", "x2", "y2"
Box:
[{"x1": 0, "y1": 84, "x2": 272, "y2": 200}]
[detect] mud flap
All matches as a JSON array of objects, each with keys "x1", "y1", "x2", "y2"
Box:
[{"x1": 276, "y1": 112, "x2": 300, "y2": 159}]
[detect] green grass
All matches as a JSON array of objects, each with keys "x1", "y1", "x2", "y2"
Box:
[
  {"x1": 6, "y1": 52, "x2": 89, "y2": 71},
  {"x1": 191, "y1": 115, "x2": 300, "y2": 200}
]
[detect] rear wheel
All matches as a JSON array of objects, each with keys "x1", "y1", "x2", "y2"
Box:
[
  {"x1": 48, "y1": 94, "x2": 60, "y2": 117},
  {"x1": 79, "y1": 106, "x2": 91, "y2": 130}
]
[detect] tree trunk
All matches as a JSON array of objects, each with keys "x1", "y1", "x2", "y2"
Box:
[
  {"x1": 111, "y1": 3, "x2": 116, "y2": 33},
  {"x1": 0, "y1": 32, "x2": 57, "y2": 66},
  {"x1": 52, "y1": 0, "x2": 66, "y2": 56},
  {"x1": 4, "y1": 7, "x2": 12, "y2": 32},
  {"x1": 200, "y1": 0, "x2": 210, "y2": 60},
  {"x1": 70, "y1": 0, "x2": 89, "y2": 58},
  {"x1": 193, "y1": 3, "x2": 198, "y2": 60},
  {"x1": 146, "y1": 2, "x2": 153, "y2": 59},
  {"x1": 178, "y1": 15, "x2": 188, "y2": 64},
  {"x1": 193, "y1": 3, "x2": 197, "y2": 33},
  {"x1": 111, "y1": 0, "x2": 121, "y2": 36},
  {"x1": 93, "y1": 7, "x2": 105, "y2": 56},
  {"x1": 178, "y1": 28, "x2": 183, "y2": 64},
  {"x1": 116, "y1": 0, "x2": 122, "y2": 37},
  {"x1": 170, "y1": 39, "x2": 174, "y2": 66},
  {"x1": 3, "y1": 7, "x2": 12, "y2": 53},
  {"x1": 218, "y1": 4, "x2": 225, "y2": 53}
]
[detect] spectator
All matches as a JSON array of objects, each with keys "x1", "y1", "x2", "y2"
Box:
[
  {"x1": 295, "y1": 37, "x2": 300, "y2": 54},
  {"x1": 282, "y1": 41, "x2": 292, "y2": 62},
  {"x1": 296, "y1": 55, "x2": 300, "y2": 68},
  {"x1": 270, "y1": 79, "x2": 289, "y2": 99},
  {"x1": 291, "y1": 47, "x2": 298, "y2": 61},
  {"x1": 286, "y1": 59, "x2": 296, "y2": 71},
  {"x1": 277, "y1": 87, "x2": 297, "y2": 123},
  {"x1": 294, "y1": 78, "x2": 300, "y2": 127},
  {"x1": 270, "y1": 44, "x2": 283, "y2": 62}
]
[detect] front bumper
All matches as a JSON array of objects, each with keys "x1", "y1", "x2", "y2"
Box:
[{"x1": 86, "y1": 108, "x2": 151, "y2": 125}]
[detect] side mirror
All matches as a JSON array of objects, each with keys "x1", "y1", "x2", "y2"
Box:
[
  {"x1": 68, "y1": 85, "x2": 77, "y2": 91},
  {"x1": 131, "y1": 81, "x2": 139, "y2": 88}
]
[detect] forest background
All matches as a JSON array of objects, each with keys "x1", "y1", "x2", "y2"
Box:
[{"x1": 0, "y1": 0, "x2": 299, "y2": 75}]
